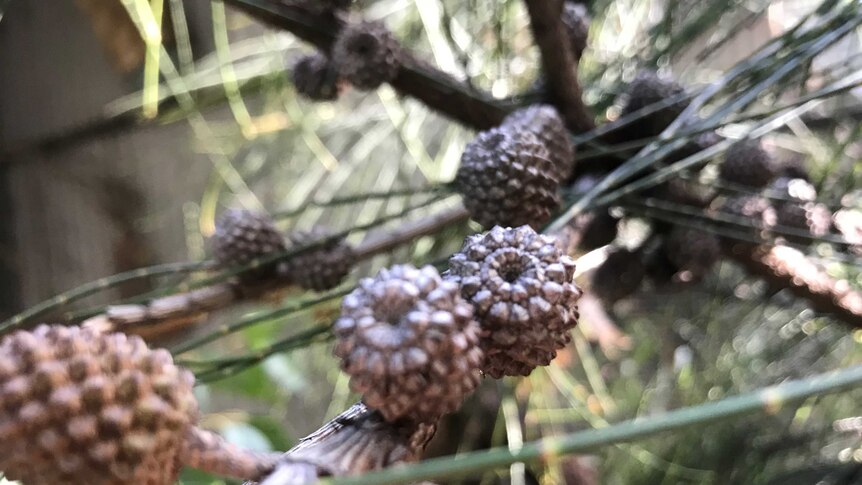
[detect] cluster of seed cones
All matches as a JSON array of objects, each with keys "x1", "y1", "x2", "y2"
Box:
[
  {"x1": 586, "y1": 70, "x2": 852, "y2": 306},
  {"x1": 211, "y1": 209, "x2": 354, "y2": 293},
  {"x1": 333, "y1": 225, "x2": 581, "y2": 424},
  {"x1": 289, "y1": 6, "x2": 403, "y2": 101}
]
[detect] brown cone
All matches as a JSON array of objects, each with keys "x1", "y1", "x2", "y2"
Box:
[
  {"x1": 455, "y1": 126, "x2": 561, "y2": 229},
  {"x1": 286, "y1": 228, "x2": 355, "y2": 291},
  {"x1": 334, "y1": 265, "x2": 483, "y2": 423},
  {"x1": 447, "y1": 226, "x2": 582, "y2": 378},
  {"x1": 333, "y1": 20, "x2": 401, "y2": 90},
  {"x1": 0, "y1": 325, "x2": 198, "y2": 485}
]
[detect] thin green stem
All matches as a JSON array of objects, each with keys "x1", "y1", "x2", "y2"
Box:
[{"x1": 323, "y1": 364, "x2": 862, "y2": 485}]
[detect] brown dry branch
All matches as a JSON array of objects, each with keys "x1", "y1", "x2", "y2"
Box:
[
  {"x1": 183, "y1": 427, "x2": 284, "y2": 480},
  {"x1": 724, "y1": 242, "x2": 862, "y2": 328},
  {"x1": 222, "y1": 0, "x2": 508, "y2": 131},
  {"x1": 246, "y1": 402, "x2": 436, "y2": 485},
  {"x1": 522, "y1": 0, "x2": 595, "y2": 133},
  {"x1": 81, "y1": 206, "x2": 471, "y2": 341}
]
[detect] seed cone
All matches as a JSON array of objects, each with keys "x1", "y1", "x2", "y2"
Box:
[
  {"x1": 291, "y1": 53, "x2": 340, "y2": 101},
  {"x1": 456, "y1": 126, "x2": 560, "y2": 229},
  {"x1": 447, "y1": 226, "x2": 582, "y2": 378},
  {"x1": 621, "y1": 70, "x2": 687, "y2": 138},
  {"x1": 562, "y1": 2, "x2": 590, "y2": 60},
  {"x1": 591, "y1": 249, "x2": 646, "y2": 304},
  {"x1": 333, "y1": 20, "x2": 401, "y2": 90},
  {"x1": 502, "y1": 104, "x2": 576, "y2": 180},
  {"x1": 664, "y1": 227, "x2": 721, "y2": 282},
  {"x1": 334, "y1": 265, "x2": 483, "y2": 423},
  {"x1": 720, "y1": 139, "x2": 777, "y2": 188},
  {"x1": 0, "y1": 324, "x2": 198, "y2": 485},
  {"x1": 286, "y1": 229, "x2": 355, "y2": 291},
  {"x1": 212, "y1": 209, "x2": 286, "y2": 283}
]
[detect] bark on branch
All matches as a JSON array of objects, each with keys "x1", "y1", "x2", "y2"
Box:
[
  {"x1": 724, "y1": 242, "x2": 862, "y2": 328},
  {"x1": 223, "y1": 0, "x2": 509, "y2": 130},
  {"x1": 246, "y1": 402, "x2": 436, "y2": 484},
  {"x1": 523, "y1": 0, "x2": 595, "y2": 133}
]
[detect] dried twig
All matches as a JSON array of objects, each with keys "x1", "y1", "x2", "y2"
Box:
[{"x1": 523, "y1": 0, "x2": 595, "y2": 133}]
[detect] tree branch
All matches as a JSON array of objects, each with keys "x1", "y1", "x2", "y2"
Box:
[
  {"x1": 523, "y1": 0, "x2": 595, "y2": 133},
  {"x1": 222, "y1": 0, "x2": 509, "y2": 130},
  {"x1": 724, "y1": 242, "x2": 862, "y2": 328}
]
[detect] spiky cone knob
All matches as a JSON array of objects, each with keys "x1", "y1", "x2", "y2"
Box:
[
  {"x1": 664, "y1": 227, "x2": 721, "y2": 283},
  {"x1": 332, "y1": 20, "x2": 401, "y2": 90},
  {"x1": 447, "y1": 225, "x2": 582, "y2": 378},
  {"x1": 620, "y1": 70, "x2": 686, "y2": 139},
  {"x1": 590, "y1": 248, "x2": 646, "y2": 304},
  {"x1": 286, "y1": 228, "x2": 355, "y2": 291},
  {"x1": 562, "y1": 2, "x2": 590, "y2": 61},
  {"x1": 333, "y1": 265, "x2": 482, "y2": 424},
  {"x1": 0, "y1": 324, "x2": 197, "y2": 484},
  {"x1": 719, "y1": 139, "x2": 777, "y2": 188},
  {"x1": 502, "y1": 104, "x2": 576, "y2": 180},
  {"x1": 212, "y1": 209, "x2": 287, "y2": 284},
  {"x1": 456, "y1": 127, "x2": 561, "y2": 229},
  {"x1": 290, "y1": 53, "x2": 340, "y2": 101}
]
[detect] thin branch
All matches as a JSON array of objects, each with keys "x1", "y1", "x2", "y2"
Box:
[
  {"x1": 724, "y1": 242, "x2": 862, "y2": 328},
  {"x1": 222, "y1": 0, "x2": 509, "y2": 130},
  {"x1": 316, "y1": 363, "x2": 862, "y2": 485},
  {"x1": 522, "y1": 0, "x2": 595, "y2": 133}
]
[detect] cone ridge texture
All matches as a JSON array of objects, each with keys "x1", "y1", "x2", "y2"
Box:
[
  {"x1": 456, "y1": 126, "x2": 560, "y2": 229},
  {"x1": 212, "y1": 209, "x2": 286, "y2": 281},
  {"x1": 0, "y1": 325, "x2": 198, "y2": 485},
  {"x1": 291, "y1": 53, "x2": 340, "y2": 101},
  {"x1": 591, "y1": 249, "x2": 646, "y2": 304},
  {"x1": 775, "y1": 202, "x2": 831, "y2": 244},
  {"x1": 720, "y1": 139, "x2": 776, "y2": 188},
  {"x1": 287, "y1": 229, "x2": 354, "y2": 291},
  {"x1": 447, "y1": 226, "x2": 581, "y2": 378},
  {"x1": 502, "y1": 104, "x2": 575, "y2": 180},
  {"x1": 334, "y1": 265, "x2": 482, "y2": 423},
  {"x1": 621, "y1": 70, "x2": 686, "y2": 138},
  {"x1": 333, "y1": 21, "x2": 401, "y2": 90}
]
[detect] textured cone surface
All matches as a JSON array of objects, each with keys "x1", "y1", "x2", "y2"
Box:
[
  {"x1": 333, "y1": 20, "x2": 401, "y2": 90},
  {"x1": 212, "y1": 209, "x2": 286, "y2": 282},
  {"x1": 447, "y1": 225, "x2": 582, "y2": 378},
  {"x1": 502, "y1": 104, "x2": 575, "y2": 180},
  {"x1": 456, "y1": 127, "x2": 561, "y2": 229},
  {"x1": 562, "y1": 2, "x2": 590, "y2": 60},
  {"x1": 287, "y1": 229, "x2": 355, "y2": 291},
  {"x1": 665, "y1": 227, "x2": 721, "y2": 282},
  {"x1": 620, "y1": 70, "x2": 686, "y2": 138},
  {"x1": 719, "y1": 139, "x2": 776, "y2": 188},
  {"x1": 0, "y1": 324, "x2": 198, "y2": 485},
  {"x1": 775, "y1": 202, "x2": 831, "y2": 244},
  {"x1": 291, "y1": 53, "x2": 340, "y2": 101},
  {"x1": 591, "y1": 249, "x2": 646, "y2": 304},
  {"x1": 333, "y1": 265, "x2": 482, "y2": 423}
]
